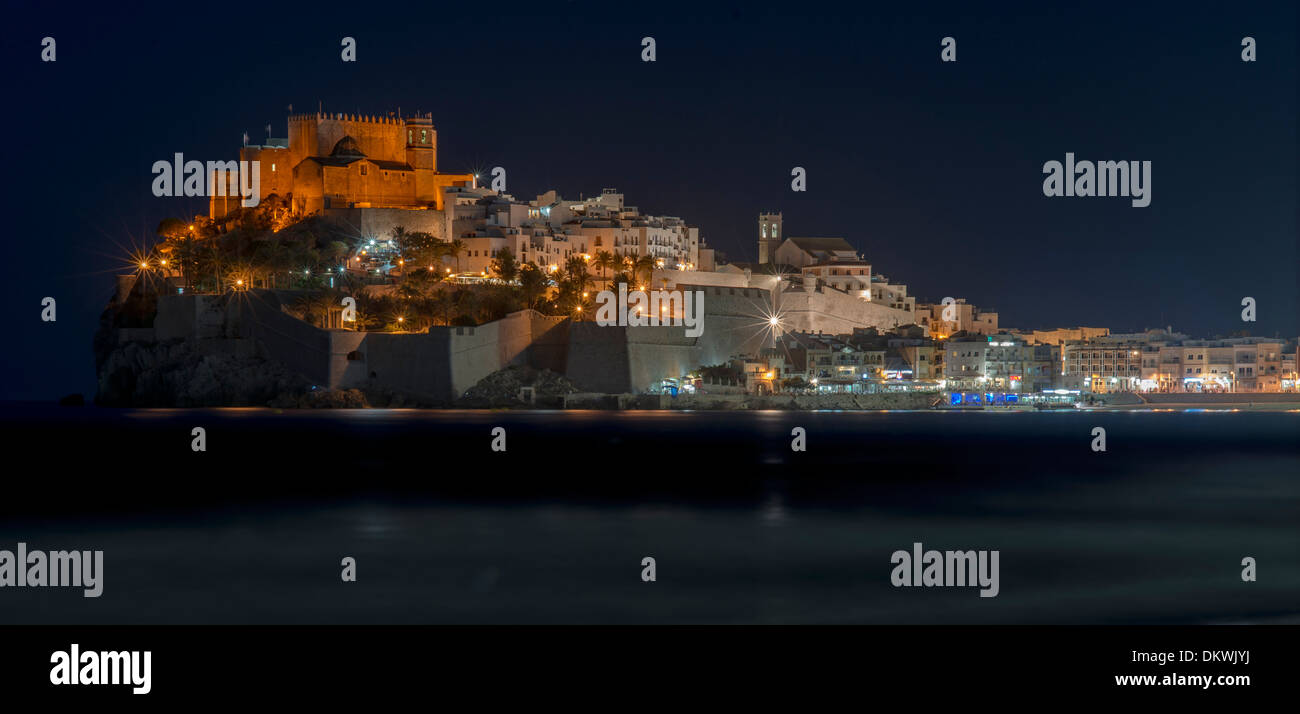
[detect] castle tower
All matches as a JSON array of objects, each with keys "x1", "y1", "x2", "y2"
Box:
[
  {"x1": 404, "y1": 114, "x2": 436, "y2": 172},
  {"x1": 758, "y1": 212, "x2": 783, "y2": 264}
]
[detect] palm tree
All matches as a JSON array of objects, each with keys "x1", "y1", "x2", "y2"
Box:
[
  {"x1": 593, "y1": 250, "x2": 615, "y2": 288},
  {"x1": 173, "y1": 235, "x2": 199, "y2": 292},
  {"x1": 633, "y1": 255, "x2": 657, "y2": 288},
  {"x1": 617, "y1": 255, "x2": 635, "y2": 283},
  {"x1": 293, "y1": 291, "x2": 335, "y2": 327},
  {"x1": 518, "y1": 264, "x2": 547, "y2": 310},
  {"x1": 564, "y1": 255, "x2": 590, "y2": 288},
  {"x1": 395, "y1": 281, "x2": 425, "y2": 302},
  {"x1": 195, "y1": 240, "x2": 224, "y2": 293},
  {"x1": 431, "y1": 288, "x2": 455, "y2": 326},
  {"x1": 350, "y1": 292, "x2": 383, "y2": 331},
  {"x1": 447, "y1": 238, "x2": 466, "y2": 274}
]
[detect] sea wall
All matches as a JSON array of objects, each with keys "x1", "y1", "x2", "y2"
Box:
[
  {"x1": 232, "y1": 293, "x2": 335, "y2": 386},
  {"x1": 110, "y1": 284, "x2": 922, "y2": 407}
]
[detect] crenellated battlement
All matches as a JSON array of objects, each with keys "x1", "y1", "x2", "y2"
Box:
[{"x1": 286, "y1": 111, "x2": 434, "y2": 127}]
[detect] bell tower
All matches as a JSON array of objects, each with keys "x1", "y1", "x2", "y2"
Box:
[{"x1": 758, "y1": 212, "x2": 782, "y2": 264}]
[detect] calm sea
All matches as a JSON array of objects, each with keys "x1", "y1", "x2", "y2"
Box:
[{"x1": 1, "y1": 406, "x2": 1296, "y2": 624}]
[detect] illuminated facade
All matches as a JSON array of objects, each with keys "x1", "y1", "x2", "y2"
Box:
[
  {"x1": 1063, "y1": 335, "x2": 1294, "y2": 393},
  {"x1": 210, "y1": 112, "x2": 475, "y2": 219}
]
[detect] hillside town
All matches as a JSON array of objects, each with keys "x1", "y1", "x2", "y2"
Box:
[{"x1": 100, "y1": 110, "x2": 1299, "y2": 408}]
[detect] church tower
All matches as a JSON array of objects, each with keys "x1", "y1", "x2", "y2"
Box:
[{"x1": 758, "y1": 212, "x2": 782, "y2": 264}]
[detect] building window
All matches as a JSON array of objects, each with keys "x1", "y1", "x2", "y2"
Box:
[{"x1": 360, "y1": 165, "x2": 368, "y2": 175}]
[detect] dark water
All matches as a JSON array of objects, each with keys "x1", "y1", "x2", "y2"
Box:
[{"x1": 1, "y1": 406, "x2": 1296, "y2": 624}]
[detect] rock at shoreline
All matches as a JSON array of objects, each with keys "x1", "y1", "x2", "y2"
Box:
[
  {"x1": 458, "y1": 366, "x2": 579, "y2": 408},
  {"x1": 95, "y1": 337, "x2": 314, "y2": 407},
  {"x1": 269, "y1": 388, "x2": 370, "y2": 409}
]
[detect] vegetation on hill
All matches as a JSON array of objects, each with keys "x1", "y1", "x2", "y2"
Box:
[{"x1": 143, "y1": 206, "x2": 659, "y2": 331}]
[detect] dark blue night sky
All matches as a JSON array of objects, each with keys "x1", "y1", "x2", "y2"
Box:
[{"x1": 2, "y1": 0, "x2": 1295, "y2": 400}]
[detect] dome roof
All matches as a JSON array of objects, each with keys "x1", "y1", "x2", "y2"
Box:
[{"x1": 330, "y1": 135, "x2": 365, "y2": 157}]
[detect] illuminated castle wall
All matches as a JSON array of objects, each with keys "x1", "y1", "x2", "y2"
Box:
[{"x1": 210, "y1": 112, "x2": 474, "y2": 219}]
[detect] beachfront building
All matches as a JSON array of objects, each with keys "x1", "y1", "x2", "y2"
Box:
[
  {"x1": 945, "y1": 334, "x2": 1060, "y2": 393},
  {"x1": 751, "y1": 328, "x2": 946, "y2": 393},
  {"x1": 1063, "y1": 332, "x2": 1295, "y2": 393}
]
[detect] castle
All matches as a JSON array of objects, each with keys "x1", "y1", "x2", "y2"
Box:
[{"x1": 210, "y1": 111, "x2": 475, "y2": 220}]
